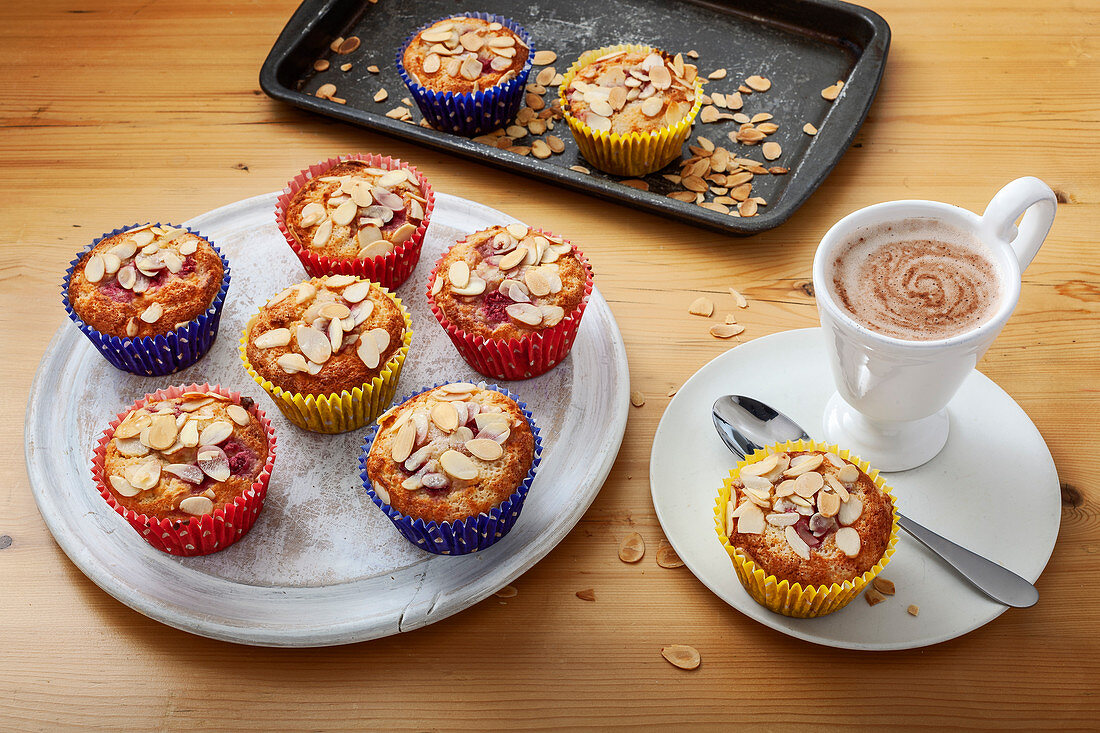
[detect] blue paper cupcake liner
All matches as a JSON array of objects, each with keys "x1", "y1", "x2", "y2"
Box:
[
  {"x1": 61, "y1": 223, "x2": 231, "y2": 376},
  {"x1": 359, "y1": 382, "x2": 543, "y2": 555},
  {"x1": 396, "y1": 13, "x2": 535, "y2": 136}
]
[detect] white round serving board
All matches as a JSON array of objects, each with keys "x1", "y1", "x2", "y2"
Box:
[
  {"x1": 26, "y1": 191, "x2": 629, "y2": 647},
  {"x1": 650, "y1": 328, "x2": 1059, "y2": 651}
]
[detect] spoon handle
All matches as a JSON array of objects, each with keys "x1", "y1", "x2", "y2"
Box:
[{"x1": 897, "y1": 514, "x2": 1039, "y2": 608}]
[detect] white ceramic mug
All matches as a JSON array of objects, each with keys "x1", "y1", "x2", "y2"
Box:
[{"x1": 812, "y1": 177, "x2": 1057, "y2": 471}]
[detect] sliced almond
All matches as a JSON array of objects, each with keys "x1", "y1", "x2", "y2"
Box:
[
  {"x1": 108, "y1": 475, "x2": 141, "y2": 497},
  {"x1": 707, "y1": 68, "x2": 727, "y2": 80},
  {"x1": 688, "y1": 296, "x2": 714, "y2": 317},
  {"x1": 341, "y1": 280, "x2": 371, "y2": 304},
  {"x1": 865, "y1": 587, "x2": 887, "y2": 606},
  {"x1": 794, "y1": 470, "x2": 824, "y2": 497},
  {"x1": 661, "y1": 645, "x2": 700, "y2": 670},
  {"x1": 145, "y1": 414, "x2": 178, "y2": 450},
  {"x1": 784, "y1": 525, "x2": 810, "y2": 559},
  {"x1": 84, "y1": 253, "x2": 106, "y2": 283},
  {"x1": 656, "y1": 543, "x2": 684, "y2": 568},
  {"x1": 745, "y1": 75, "x2": 771, "y2": 92},
  {"x1": 736, "y1": 502, "x2": 765, "y2": 534},
  {"x1": 575, "y1": 589, "x2": 596, "y2": 602},
  {"x1": 139, "y1": 302, "x2": 163, "y2": 324},
  {"x1": 710, "y1": 323, "x2": 744, "y2": 339},
  {"x1": 838, "y1": 496, "x2": 863, "y2": 526},
  {"x1": 838, "y1": 464, "x2": 860, "y2": 483},
  {"x1": 784, "y1": 453, "x2": 825, "y2": 476},
  {"x1": 226, "y1": 404, "x2": 250, "y2": 426},
  {"x1": 318, "y1": 302, "x2": 351, "y2": 320},
  {"x1": 356, "y1": 331, "x2": 381, "y2": 369},
  {"x1": 179, "y1": 495, "x2": 214, "y2": 517},
  {"x1": 822, "y1": 81, "x2": 843, "y2": 101},
  {"x1": 430, "y1": 401, "x2": 459, "y2": 433},
  {"x1": 618, "y1": 532, "x2": 645, "y2": 562},
  {"x1": 835, "y1": 527, "x2": 861, "y2": 557},
  {"x1": 803, "y1": 122, "x2": 818, "y2": 135},
  {"x1": 740, "y1": 454, "x2": 778, "y2": 477},
  {"x1": 448, "y1": 260, "x2": 471, "y2": 288},
  {"x1": 532, "y1": 50, "x2": 556, "y2": 65},
  {"x1": 276, "y1": 352, "x2": 309, "y2": 373},
  {"x1": 630, "y1": 390, "x2": 646, "y2": 407},
  {"x1": 439, "y1": 449, "x2": 477, "y2": 480},
  {"x1": 818, "y1": 490, "x2": 841, "y2": 517},
  {"x1": 296, "y1": 325, "x2": 332, "y2": 364},
  {"x1": 872, "y1": 577, "x2": 896, "y2": 596},
  {"x1": 762, "y1": 141, "x2": 782, "y2": 161},
  {"x1": 254, "y1": 328, "x2": 291, "y2": 349},
  {"x1": 466, "y1": 438, "x2": 504, "y2": 461},
  {"x1": 198, "y1": 420, "x2": 234, "y2": 446},
  {"x1": 907, "y1": 604, "x2": 920, "y2": 616}
]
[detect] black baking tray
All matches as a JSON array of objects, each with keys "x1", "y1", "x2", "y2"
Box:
[{"x1": 260, "y1": 0, "x2": 890, "y2": 236}]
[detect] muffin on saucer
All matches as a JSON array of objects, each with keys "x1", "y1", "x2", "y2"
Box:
[
  {"x1": 559, "y1": 44, "x2": 703, "y2": 176},
  {"x1": 92, "y1": 384, "x2": 276, "y2": 556},
  {"x1": 427, "y1": 224, "x2": 593, "y2": 380},
  {"x1": 397, "y1": 12, "x2": 533, "y2": 135},
  {"x1": 240, "y1": 275, "x2": 411, "y2": 433},
  {"x1": 275, "y1": 153, "x2": 434, "y2": 289},
  {"x1": 62, "y1": 223, "x2": 230, "y2": 375},
  {"x1": 714, "y1": 440, "x2": 900, "y2": 617},
  {"x1": 360, "y1": 382, "x2": 542, "y2": 554}
]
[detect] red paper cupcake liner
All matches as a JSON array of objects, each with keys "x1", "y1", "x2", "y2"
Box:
[
  {"x1": 427, "y1": 230, "x2": 594, "y2": 380},
  {"x1": 275, "y1": 153, "x2": 436, "y2": 289},
  {"x1": 90, "y1": 383, "x2": 277, "y2": 557}
]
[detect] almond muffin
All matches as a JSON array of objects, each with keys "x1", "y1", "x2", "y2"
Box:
[
  {"x1": 102, "y1": 392, "x2": 269, "y2": 522},
  {"x1": 559, "y1": 44, "x2": 703, "y2": 176},
  {"x1": 397, "y1": 12, "x2": 533, "y2": 135},
  {"x1": 241, "y1": 275, "x2": 412, "y2": 433},
  {"x1": 67, "y1": 224, "x2": 225, "y2": 339},
  {"x1": 723, "y1": 449, "x2": 894, "y2": 586},
  {"x1": 429, "y1": 224, "x2": 589, "y2": 342},
  {"x1": 563, "y1": 48, "x2": 698, "y2": 136},
  {"x1": 366, "y1": 382, "x2": 536, "y2": 525},
  {"x1": 401, "y1": 16, "x2": 529, "y2": 95},
  {"x1": 92, "y1": 385, "x2": 276, "y2": 556}
]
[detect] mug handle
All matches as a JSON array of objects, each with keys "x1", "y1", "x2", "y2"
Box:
[{"x1": 979, "y1": 177, "x2": 1057, "y2": 270}]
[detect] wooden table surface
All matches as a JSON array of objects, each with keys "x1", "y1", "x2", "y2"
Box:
[{"x1": 3, "y1": 0, "x2": 1098, "y2": 729}]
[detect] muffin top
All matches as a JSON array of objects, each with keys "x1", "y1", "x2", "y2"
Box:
[
  {"x1": 67, "y1": 225, "x2": 224, "y2": 338},
  {"x1": 245, "y1": 276, "x2": 407, "y2": 397},
  {"x1": 722, "y1": 450, "x2": 894, "y2": 587},
  {"x1": 429, "y1": 225, "x2": 588, "y2": 341},
  {"x1": 564, "y1": 49, "x2": 698, "y2": 135},
  {"x1": 367, "y1": 383, "x2": 535, "y2": 524},
  {"x1": 402, "y1": 16, "x2": 529, "y2": 94},
  {"x1": 285, "y1": 160, "x2": 428, "y2": 261},
  {"x1": 103, "y1": 392, "x2": 269, "y2": 523}
]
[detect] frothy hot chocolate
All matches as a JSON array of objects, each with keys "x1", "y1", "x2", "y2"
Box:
[{"x1": 830, "y1": 218, "x2": 1001, "y2": 341}]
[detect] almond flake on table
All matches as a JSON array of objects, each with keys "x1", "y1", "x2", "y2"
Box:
[
  {"x1": 630, "y1": 391, "x2": 646, "y2": 407},
  {"x1": 618, "y1": 532, "x2": 645, "y2": 562},
  {"x1": 576, "y1": 588, "x2": 596, "y2": 602},
  {"x1": 495, "y1": 585, "x2": 518, "y2": 598},
  {"x1": 688, "y1": 296, "x2": 714, "y2": 317},
  {"x1": 661, "y1": 645, "x2": 701, "y2": 670}
]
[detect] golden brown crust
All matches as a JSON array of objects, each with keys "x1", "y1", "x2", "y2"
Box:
[
  {"x1": 367, "y1": 385, "x2": 534, "y2": 524},
  {"x1": 430, "y1": 225, "x2": 587, "y2": 341},
  {"x1": 67, "y1": 226, "x2": 223, "y2": 338},
  {"x1": 245, "y1": 276, "x2": 407, "y2": 397},
  {"x1": 284, "y1": 160, "x2": 429, "y2": 261},
  {"x1": 102, "y1": 393, "x2": 269, "y2": 523},
  {"x1": 565, "y1": 49, "x2": 698, "y2": 136},
  {"x1": 402, "y1": 17, "x2": 528, "y2": 94},
  {"x1": 726, "y1": 450, "x2": 894, "y2": 587}
]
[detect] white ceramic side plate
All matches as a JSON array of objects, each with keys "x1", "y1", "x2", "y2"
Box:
[
  {"x1": 650, "y1": 328, "x2": 1059, "y2": 650},
  {"x1": 26, "y1": 191, "x2": 629, "y2": 647}
]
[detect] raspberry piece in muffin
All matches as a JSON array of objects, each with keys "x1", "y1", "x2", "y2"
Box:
[
  {"x1": 67, "y1": 224, "x2": 224, "y2": 338},
  {"x1": 402, "y1": 16, "x2": 529, "y2": 95},
  {"x1": 285, "y1": 160, "x2": 430, "y2": 261},
  {"x1": 564, "y1": 48, "x2": 698, "y2": 135},
  {"x1": 103, "y1": 392, "x2": 269, "y2": 523},
  {"x1": 723, "y1": 449, "x2": 894, "y2": 587},
  {"x1": 244, "y1": 275, "x2": 408, "y2": 397},
  {"x1": 429, "y1": 224, "x2": 588, "y2": 342},
  {"x1": 367, "y1": 382, "x2": 535, "y2": 525}
]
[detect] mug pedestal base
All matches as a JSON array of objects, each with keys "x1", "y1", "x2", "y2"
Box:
[{"x1": 822, "y1": 393, "x2": 949, "y2": 471}]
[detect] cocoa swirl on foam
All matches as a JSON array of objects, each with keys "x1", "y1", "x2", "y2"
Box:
[{"x1": 830, "y1": 219, "x2": 1001, "y2": 341}]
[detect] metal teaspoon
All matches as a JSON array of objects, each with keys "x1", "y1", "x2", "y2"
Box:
[{"x1": 711, "y1": 395, "x2": 1039, "y2": 608}]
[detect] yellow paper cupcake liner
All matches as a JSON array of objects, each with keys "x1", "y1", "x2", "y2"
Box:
[
  {"x1": 239, "y1": 288, "x2": 413, "y2": 434},
  {"x1": 558, "y1": 44, "x2": 704, "y2": 177},
  {"x1": 712, "y1": 439, "x2": 900, "y2": 618}
]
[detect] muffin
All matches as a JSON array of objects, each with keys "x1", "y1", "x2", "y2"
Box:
[
  {"x1": 714, "y1": 440, "x2": 899, "y2": 617},
  {"x1": 427, "y1": 224, "x2": 593, "y2": 379},
  {"x1": 360, "y1": 382, "x2": 542, "y2": 554},
  {"x1": 559, "y1": 44, "x2": 703, "y2": 176},
  {"x1": 240, "y1": 275, "x2": 412, "y2": 433},
  {"x1": 396, "y1": 12, "x2": 533, "y2": 135},
  {"x1": 62, "y1": 223, "x2": 230, "y2": 375},
  {"x1": 275, "y1": 153, "x2": 435, "y2": 289},
  {"x1": 91, "y1": 384, "x2": 276, "y2": 556}
]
